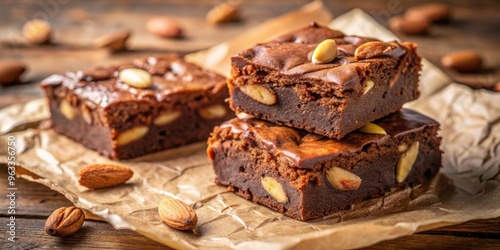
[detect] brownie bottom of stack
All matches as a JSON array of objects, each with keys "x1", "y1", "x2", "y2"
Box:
[{"x1": 207, "y1": 109, "x2": 442, "y2": 221}]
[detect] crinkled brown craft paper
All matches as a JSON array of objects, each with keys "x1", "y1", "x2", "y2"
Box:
[{"x1": 1, "y1": 3, "x2": 500, "y2": 250}]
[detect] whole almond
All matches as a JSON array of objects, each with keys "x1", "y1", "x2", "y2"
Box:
[
  {"x1": 206, "y1": 2, "x2": 240, "y2": 24},
  {"x1": 405, "y1": 3, "x2": 452, "y2": 23},
  {"x1": 22, "y1": 19, "x2": 52, "y2": 45},
  {"x1": 95, "y1": 30, "x2": 131, "y2": 51},
  {"x1": 158, "y1": 198, "x2": 198, "y2": 231},
  {"x1": 45, "y1": 206, "x2": 85, "y2": 237},
  {"x1": 441, "y1": 50, "x2": 483, "y2": 73},
  {"x1": 0, "y1": 60, "x2": 27, "y2": 86},
  {"x1": 146, "y1": 17, "x2": 182, "y2": 39},
  {"x1": 79, "y1": 164, "x2": 133, "y2": 189},
  {"x1": 119, "y1": 68, "x2": 153, "y2": 88},
  {"x1": 312, "y1": 39, "x2": 338, "y2": 64},
  {"x1": 389, "y1": 16, "x2": 429, "y2": 35}
]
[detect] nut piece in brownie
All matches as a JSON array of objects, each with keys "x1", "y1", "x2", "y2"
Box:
[
  {"x1": 228, "y1": 22, "x2": 422, "y2": 139},
  {"x1": 207, "y1": 109, "x2": 441, "y2": 221},
  {"x1": 41, "y1": 54, "x2": 234, "y2": 159}
]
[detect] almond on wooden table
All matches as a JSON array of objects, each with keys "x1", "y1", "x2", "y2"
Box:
[
  {"x1": 0, "y1": 60, "x2": 27, "y2": 86},
  {"x1": 45, "y1": 206, "x2": 85, "y2": 237},
  {"x1": 78, "y1": 163, "x2": 133, "y2": 189},
  {"x1": 206, "y1": 1, "x2": 240, "y2": 24},
  {"x1": 22, "y1": 19, "x2": 52, "y2": 45}
]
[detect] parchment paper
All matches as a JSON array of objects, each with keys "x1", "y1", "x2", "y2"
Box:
[{"x1": 1, "y1": 2, "x2": 499, "y2": 250}]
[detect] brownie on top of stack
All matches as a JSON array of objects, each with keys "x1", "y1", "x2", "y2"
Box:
[{"x1": 207, "y1": 22, "x2": 442, "y2": 221}]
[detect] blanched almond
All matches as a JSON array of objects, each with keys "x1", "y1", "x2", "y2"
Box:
[
  {"x1": 116, "y1": 126, "x2": 149, "y2": 146},
  {"x1": 199, "y1": 104, "x2": 227, "y2": 119},
  {"x1": 326, "y1": 167, "x2": 362, "y2": 191},
  {"x1": 312, "y1": 39, "x2": 337, "y2": 64},
  {"x1": 261, "y1": 176, "x2": 288, "y2": 203},
  {"x1": 154, "y1": 110, "x2": 181, "y2": 126},
  {"x1": 239, "y1": 84, "x2": 276, "y2": 105},
  {"x1": 358, "y1": 123, "x2": 387, "y2": 135},
  {"x1": 396, "y1": 141, "x2": 420, "y2": 183}
]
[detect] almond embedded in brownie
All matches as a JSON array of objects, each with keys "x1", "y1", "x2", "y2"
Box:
[
  {"x1": 228, "y1": 22, "x2": 421, "y2": 140},
  {"x1": 207, "y1": 109, "x2": 441, "y2": 221},
  {"x1": 40, "y1": 54, "x2": 234, "y2": 159}
]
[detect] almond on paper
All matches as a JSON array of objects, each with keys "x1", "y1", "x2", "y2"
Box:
[
  {"x1": 158, "y1": 197, "x2": 198, "y2": 231},
  {"x1": 79, "y1": 163, "x2": 133, "y2": 189}
]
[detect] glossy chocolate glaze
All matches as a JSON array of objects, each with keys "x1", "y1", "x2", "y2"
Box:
[
  {"x1": 40, "y1": 54, "x2": 225, "y2": 108},
  {"x1": 232, "y1": 22, "x2": 409, "y2": 90},
  {"x1": 221, "y1": 109, "x2": 439, "y2": 169}
]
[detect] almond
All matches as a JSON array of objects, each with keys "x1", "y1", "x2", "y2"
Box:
[
  {"x1": 396, "y1": 141, "x2": 420, "y2": 183},
  {"x1": 362, "y1": 80, "x2": 375, "y2": 95},
  {"x1": 312, "y1": 39, "x2": 338, "y2": 64},
  {"x1": 206, "y1": 2, "x2": 240, "y2": 24},
  {"x1": 22, "y1": 19, "x2": 52, "y2": 45},
  {"x1": 0, "y1": 60, "x2": 27, "y2": 86},
  {"x1": 116, "y1": 126, "x2": 149, "y2": 146},
  {"x1": 146, "y1": 17, "x2": 183, "y2": 39},
  {"x1": 45, "y1": 206, "x2": 85, "y2": 237},
  {"x1": 198, "y1": 104, "x2": 227, "y2": 119},
  {"x1": 79, "y1": 164, "x2": 133, "y2": 189},
  {"x1": 388, "y1": 16, "x2": 429, "y2": 35},
  {"x1": 326, "y1": 167, "x2": 362, "y2": 191},
  {"x1": 441, "y1": 50, "x2": 483, "y2": 73},
  {"x1": 158, "y1": 197, "x2": 198, "y2": 231},
  {"x1": 358, "y1": 122, "x2": 387, "y2": 135},
  {"x1": 405, "y1": 3, "x2": 452, "y2": 23},
  {"x1": 239, "y1": 84, "x2": 277, "y2": 105},
  {"x1": 119, "y1": 68, "x2": 153, "y2": 88},
  {"x1": 261, "y1": 176, "x2": 288, "y2": 203},
  {"x1": 95, "y1": 30, "x2": 131, "y2": 52},
  {"x1": 60, "y1": 100, "x2": 76, "y2": 120},
  {"x1": 355, "y1": 41, "x2": 405, "y2": 60},
  {"x1": 154, "y1": 110, "x2": 181, "y2": 126}
]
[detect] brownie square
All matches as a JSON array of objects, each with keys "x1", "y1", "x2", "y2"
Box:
[
  {"x1": 228, "y1": 22, "x2": 421, "y2": 139},
  {"x1": 41, "y1": 54, "x2": 234, "y2": 159},
  {"x1": 207, "y1": 109, "x2": 441, "y2": 221}
]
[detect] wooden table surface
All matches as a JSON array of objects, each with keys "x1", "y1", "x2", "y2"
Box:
[{"x1": 1, "y1": 0, "x2": 499, "y2": 249}]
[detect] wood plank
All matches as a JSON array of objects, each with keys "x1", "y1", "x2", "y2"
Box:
[
  {"x1": 0, "y1": 217, "x2": 170, "y2": 249},
  {"x1": 369, "y1": 234, "x2": 500, "y2": 250},
  {"x1": 0, "y1": 166, "x2": 73, "y2": 217}
]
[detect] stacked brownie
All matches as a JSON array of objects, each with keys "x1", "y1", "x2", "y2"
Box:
[
  {"x1": 41, "y1": 54, "x2": 234, "y2": 159},
  {"x1": 207, "y1": 23, "x2": 442, "y2": 221}
]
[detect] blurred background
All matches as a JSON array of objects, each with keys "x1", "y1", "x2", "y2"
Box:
[{"x1": 0, "y1": 0, "x2": 499, "y2": 105}]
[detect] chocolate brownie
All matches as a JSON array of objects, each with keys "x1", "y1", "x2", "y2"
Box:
[
  {"x1": 41, "y1": 54, "x2": 233, "y2": 159},
  {"x1": 207, "y1": 109, "x2": 441, "y2": 221},
  {"x1": 228, "y1": 22, "x2": 421, "y2": 139}
]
